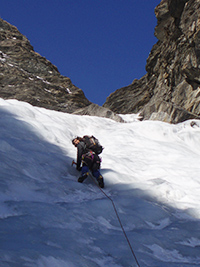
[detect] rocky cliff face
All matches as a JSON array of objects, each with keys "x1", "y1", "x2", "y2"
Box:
[
  {"x1": 0, "y1": 18, "x2": 92, "y2": 113},
  {"x1": 104, "y1": 0, "x2": 200, "y2": 123},
  {"x1": 0, "y1": 18, "x2": 123, "y2": 122}
]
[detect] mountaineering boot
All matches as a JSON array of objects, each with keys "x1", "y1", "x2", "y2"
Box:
[
  {"x1": 78, "y1": 173, "x2": 88, "y2": 183},
  {"x1": 97, "y1": 175, "x2": 104, "y2": 188}
]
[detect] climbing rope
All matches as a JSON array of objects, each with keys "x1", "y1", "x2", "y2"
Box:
[
  {"x1": 71, "y1": 161, "x2": 140, "y2": 266},
  {"x1": 89, "y1": 173, "x2": 141, "y2": 267}
]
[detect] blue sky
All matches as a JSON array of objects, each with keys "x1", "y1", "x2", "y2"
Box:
[{"x1": 1, "y1": 0, "x2": 160, "y2": 105}]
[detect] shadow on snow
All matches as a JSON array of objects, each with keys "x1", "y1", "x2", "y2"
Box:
[{"x1": 0, "y1": 108, "x2": 199, "y2": 267}]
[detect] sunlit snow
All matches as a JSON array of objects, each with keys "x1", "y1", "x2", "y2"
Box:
[{"x1": 0, "y1": 98, "x2": 200, "y2": 267}]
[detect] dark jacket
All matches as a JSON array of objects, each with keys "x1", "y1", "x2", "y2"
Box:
[
  {"x1": 76, "y1": 141, "x2": 101, "y2": 171},
  {"x1": 76, "y1": 141, "x2": 86, "y2": 170}
]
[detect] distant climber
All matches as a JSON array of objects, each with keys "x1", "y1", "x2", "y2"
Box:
[{"x1": 72, "y1": 136, "x2": 104, "y2": 188}]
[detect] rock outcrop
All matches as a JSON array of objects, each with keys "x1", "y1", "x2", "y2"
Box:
[
  {"x1": 104, "y1": 0, "x2": 200, "y2": 123},
  {"x1": 0, "y1": 18, "x2": 92, "y2": 113},
  {"x1": 73, "y1": 103, "x2": 124, "y2": 122}
]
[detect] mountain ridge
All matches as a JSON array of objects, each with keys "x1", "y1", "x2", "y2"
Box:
[
  {"x1": 0, "y1": 19, "x2": 92, "y2": 112},
  {"x1": 103, "y1": 0, "x2": 200, "y2": 123}
]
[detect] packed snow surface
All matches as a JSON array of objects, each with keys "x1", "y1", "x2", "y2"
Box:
[{"x1": 0, "y1": 98, "x2": 200, "y2": 267}]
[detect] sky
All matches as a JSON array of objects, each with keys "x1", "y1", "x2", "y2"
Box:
[
  {"x1": 1, "y1": 97, "x2": 200, "y2": 266},
  {"x1": 0, "y1": 1, "x2": 161, "y2": 105}
]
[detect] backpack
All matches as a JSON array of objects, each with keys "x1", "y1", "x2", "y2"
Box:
[{"x1": 83, "y1": 135, "x2": 103, "y2": 155}]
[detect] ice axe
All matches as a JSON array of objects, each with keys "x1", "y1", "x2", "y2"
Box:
[{"x1": 71, "y1": 160, "x2": 77, "y2": 166}]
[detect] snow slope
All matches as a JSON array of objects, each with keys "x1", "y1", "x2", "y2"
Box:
[{"x1": 0, "y1": 98, "x2": 200, "y2": 267}]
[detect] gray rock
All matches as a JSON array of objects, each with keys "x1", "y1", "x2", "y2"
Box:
[
  {"x1": 73, "y1": 103, "x2": 124, "y2": 122},
  {"x1": 0, "y1": 18, "x2": 91, "y2": 113},
  {"x1": 103, "y1": 0, "x2": 200, "y2": 123}
]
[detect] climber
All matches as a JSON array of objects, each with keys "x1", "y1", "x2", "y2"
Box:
[{"x1": 72, "y1": 136, "x2": 104, "y2": 188}]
